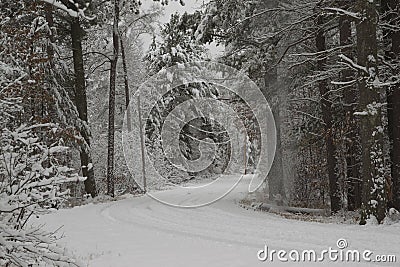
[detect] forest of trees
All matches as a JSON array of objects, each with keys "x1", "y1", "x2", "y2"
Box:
[
  {"x1": 194, "y1": 0, "x2": 400, "y2": 224},
  {"x1": 1, "y1": 0, "x2": 400, "y2": 265}
]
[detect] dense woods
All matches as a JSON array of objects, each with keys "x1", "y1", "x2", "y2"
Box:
[
  {"x1": 193, "y1": 0, "x2": 400, "y2": 224},
  {"x1": 1, "y1": 0, "x2": 400, "y2": 265}
]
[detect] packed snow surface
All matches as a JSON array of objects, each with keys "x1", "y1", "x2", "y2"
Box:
[{"x1": 37, "y1": 175, "x2": 400, "y2": 266}]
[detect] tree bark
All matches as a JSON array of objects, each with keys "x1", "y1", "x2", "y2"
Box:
[
  {"x1": 70, "y1": 17, "x2": 97, "y2": 197},
  {"x1": 357, "y1": 0, "x2": 386, "y2": 224},
  {"x1": 338, "y1": 0, "x2": 362, "y2": 211},
  {"x1": 120, "y1": 38, "x2": 132, "y2": 132},
  {"x1": 383, "y1": 0, "x2": 400, "y2": 212},
  {"x1": 45, "y1": 4, "x2": 55, "y2": 67},
  {"x1": 264, "y1": 65, "x2": 286, "y2": 203},
  {"x1": 316, "y1": 12, "x2": 341, "y2": 213},
  {"x1": 107, "y1": 0, "x2": 120, "y2": 197}
]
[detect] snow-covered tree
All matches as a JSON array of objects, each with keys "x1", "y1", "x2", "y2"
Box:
[
  {"x1": 146, "y1": 11, "x2": 206, "y2": 72},
  {"x1": 144, "y1": 12, "x2": 236, "y2": 182},
  {"x1": 0, "y1": 1, "x2": 91, "y2": 264},
  {"x1": 382, "y1": 0, "x2": 400, "y2": 214},
  {"x1": 0, "y1": 123, "x2": 84, "y2": 266},
  {"x1": 357, "y1": 0, "x2": 387, "y2": 224}
]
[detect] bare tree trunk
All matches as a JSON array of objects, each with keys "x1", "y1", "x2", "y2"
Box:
[
  {"x1": 44, "y1": 4, "x2": 54, "y2": 119},
  {"x1": 383, "y1": 0, "x2": 400, "y2": 212},
  {"x1": 120, "y1": 38, "x2": 132, "y2": 132},
  {"x1": 71, "y1": 17, "x2": 97, "y2": 197},
  {"x1": 339, "y1": 1, "x2": 362, "y2": 211},
  {"x1": 357, "y1": 0, "x2": 386, "y2": 224},
  {"x1": 45, "y1": 4, "x2": 54, "y2": 67},
  {"x1": 316, "y1": 12, "x2": 341, "y2": 213},
  {"x1": 107, "y1": 0, "x2": 120, "y2": 197},
  {"x1": 264, "y1": 65, "x2": 286, "y2": 203}
]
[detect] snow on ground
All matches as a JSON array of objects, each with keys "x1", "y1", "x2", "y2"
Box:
[{"x1": 36, "y1": 175, "x2": 400, "y2": 267}]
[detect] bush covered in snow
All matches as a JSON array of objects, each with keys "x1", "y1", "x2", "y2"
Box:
[{"x1": 0, "y1": 123, "x2": 84, "y2": 266}]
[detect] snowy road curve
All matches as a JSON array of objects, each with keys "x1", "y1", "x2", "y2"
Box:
[{"x1": 40, "y1": 175, "x2": 400, "y2": 267}]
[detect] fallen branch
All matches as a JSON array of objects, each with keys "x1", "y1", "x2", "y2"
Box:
[{"x1": 251, "y1": 202, "x2": 329, "y2": 216}]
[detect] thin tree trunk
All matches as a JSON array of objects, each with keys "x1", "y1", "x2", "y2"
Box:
[
  {"x1": 383, "y1": 0, "x2": 400, "y2": 212},
  {"x1": 338, "y1": 1, "x2": 362, "y2": 211},
  {"x1": 107, "y1": 0, "x2": 120, "y2": 197},
  {"x1": 43, "y1": 3, "x2": 54, "y2": 119},
  {"x1": 120, "y1": 38, "x2": 132, "y2": 132},
  {"x1": 71, "y1": 17, "x2": 97, "y2": 197},
  {"x1": 357, "y1": 0, "x2": 386, "y2": 224},
  {"x1": 45, "y1": 4, "x2": 54, "y2": 67},
  {"x1": 316, "y1": 12, "x2": 341, "y2": 213}
]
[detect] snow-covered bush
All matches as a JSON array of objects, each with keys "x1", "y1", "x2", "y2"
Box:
[{"x1": 0, "y1": 123, "x2": 84, "y2": 266}]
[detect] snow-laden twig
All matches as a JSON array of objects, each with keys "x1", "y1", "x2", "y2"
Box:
[
  {"x1": 338, "y1": 54, "x2": 368, "y2": 74},
  {"x1": 291, "y1": 44, "x2": 353, "y2": 57},
  {"x1": 322, "y1": 7, "x2": 361, "y2": 20},
  {"x1": 331, "y1": 79, "x2": 357, "y2": 86}
]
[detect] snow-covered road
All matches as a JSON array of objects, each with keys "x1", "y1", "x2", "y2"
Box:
[{"x1": 39, "y1": 175, "x2": 400, "y2": 267}]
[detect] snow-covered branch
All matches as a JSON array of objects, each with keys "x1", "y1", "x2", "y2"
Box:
[
  {"x1": 41, "y1": 0, "x2": 79, "y2": 17},
  {"x1": 322, "y1": 7, "x2": 361, "y2": 20},
  {"x1": 338, "y1": 54, "x2": 368, "y2": 74},
  {"x1": 40, "y1": 0, "x2": 94, "y2": 20},
  {"x1": 0, "y1": 123, "x2": 85, "y2": 266}
]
